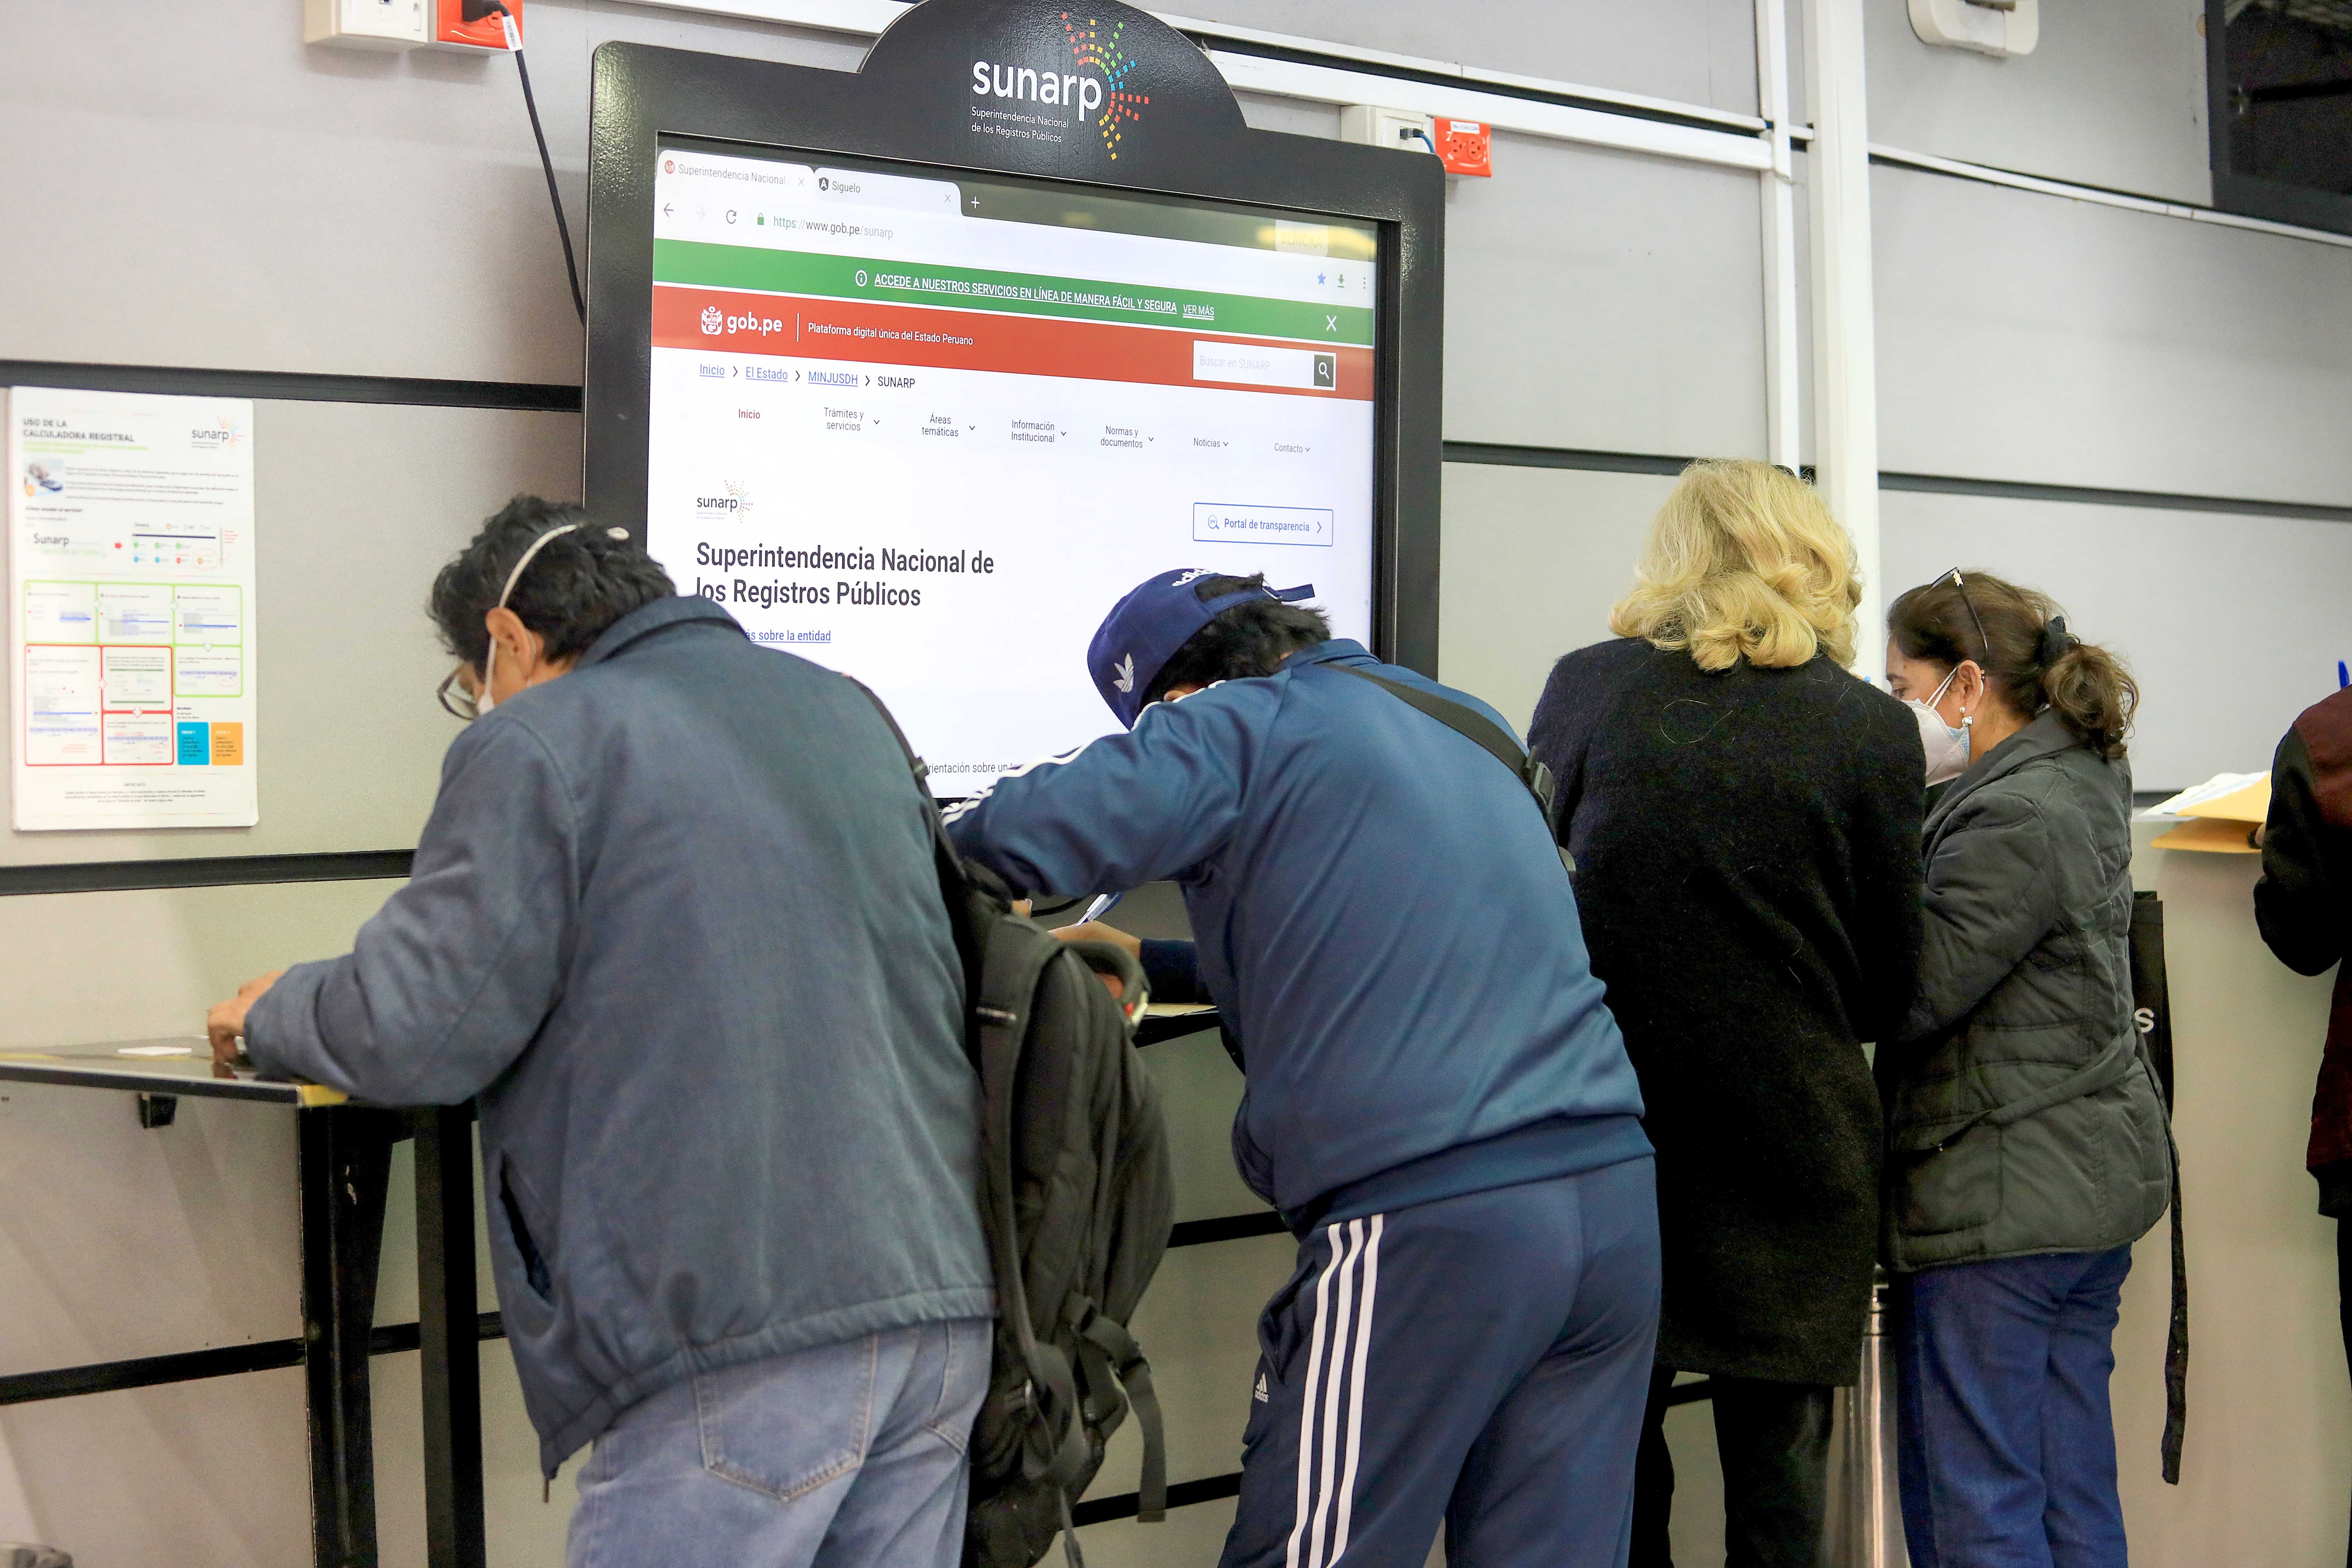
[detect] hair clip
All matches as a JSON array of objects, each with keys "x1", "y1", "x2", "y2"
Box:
[{"x1": 2037, "y1": 616, "x2": 2075, "y2": 664}]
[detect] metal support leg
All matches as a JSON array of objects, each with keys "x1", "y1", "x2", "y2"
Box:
[
  {"x1": 1832, "y1": 1270, "x2": 1905, "y2": 1568},
  {"x1": 414, "y1": 1105, "x2": 487, "y2": 1568},
  {"x1": 298, "y1": 1106, "x2": 399, "y2": 1568}
]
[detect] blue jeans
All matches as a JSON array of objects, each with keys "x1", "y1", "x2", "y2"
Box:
[
  {"x1": 567, "y1": 1318, "x2": 992, "y2": 1568},
  {"x1": 1892, "y1": 1249, "x2": 2133, "y2": 1568}
]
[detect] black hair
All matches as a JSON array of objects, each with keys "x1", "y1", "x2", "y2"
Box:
[
  {"x1": 1141, "y1": 574, "x2": 1333, "y2": 706},
  {"x1": 1887, "y1": 570, "x2": 2137, "y2": 760},
  {"x1": 429, "y1": 496, "x2": 676, "y2": 671}
]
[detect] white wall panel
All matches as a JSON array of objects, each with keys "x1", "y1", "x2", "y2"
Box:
[
  {"x1": 0, "y1": 1368, "x2": 313, "y2": 1568},
  {"x1": 0, "y1": 0, "x2": 865, "y2": 384},
  {"x1": 0, "y1": 879, "x2": 399, "y2": 1051},
  {"x1": 1233, "y1": 88, "x2": 1342, "y2": 139},
  {"x1": 1438, "y1": 463, "x2": 1679, "y2": 731},
  {"x1": 0, "y1": 878, "x2": 397, "y2": 1566},
  {"x1": 0, "y1": 400, "x2": 580, "y2": 866},
  {"x1": 1863, "y1": 0, "x2": 2209, "y2": 205},
  {"x1": 1171, "y1": 0, "x2": 1765, "y2": 117},
  {"x1": 1874, "y1": 163, "x2": 2352, "y2": 505},
  {"x1": 1076, "y1": 1492, "x2": 1245, "y2": 1567},
  {"x1": 1443, "y1": 136, "x2": 1768, "y2": 459},
  {"x1": 1879, "y1": 488, "x2": 2352, "y2": 793},
  {"x1": 1093, "y1": 1234, "x2": 1295, "y2": 1498},
  {"x1": 2110, "y1": 838, "x2": 2349, "y2": 1568}
]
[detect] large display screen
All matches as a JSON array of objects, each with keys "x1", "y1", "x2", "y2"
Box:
[{"x1": 645, "y1": 143, "x2": 1378, "y2": 791}]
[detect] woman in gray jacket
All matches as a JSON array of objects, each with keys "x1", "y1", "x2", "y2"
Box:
[{"x1": 1882, "y1": 571, "x2": 2170, "y2": 1568}]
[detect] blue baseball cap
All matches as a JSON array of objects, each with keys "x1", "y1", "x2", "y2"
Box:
[{"x1": 1087, "y1": 569, "x2": 1318, "y2": 728}]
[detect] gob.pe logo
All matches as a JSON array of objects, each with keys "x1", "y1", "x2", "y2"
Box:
[{"x1": 700, "y1": 305, "x2": 724, "y2": 336}]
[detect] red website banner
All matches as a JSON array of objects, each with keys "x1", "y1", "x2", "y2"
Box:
[{"x1": 652, "y1": 286, "x2": 1374, "y2": 401}]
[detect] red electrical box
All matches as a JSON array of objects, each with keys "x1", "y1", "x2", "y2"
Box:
[
  {"x1": 435, "y1": 0, "x2": 516, "y2": 50},
  {"x1": 1433, "y1": 118, "x2": 1492, "y2": 178}
]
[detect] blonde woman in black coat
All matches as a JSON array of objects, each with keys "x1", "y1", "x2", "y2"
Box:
[{"x1": 1528, "y1": 460, "x2": 1924, "y2": 1568}]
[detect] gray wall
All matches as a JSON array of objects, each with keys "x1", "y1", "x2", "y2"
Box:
[
  {"x1": 1862, "y1": 0, "x2": 2211, "y2": 204},
  {"x1": 1880, "y1": 489, "x2": 2352, "y2": 792},
  {"x1": 1873, "y1": 163, "x2": 2352, "y2": 506},
  {"x1": 1182, "y1": 0, "x2": 1769, "y2": 117},
  {"x1": 6, "y1": 0, "x2": 2352, "y2": 1563}
]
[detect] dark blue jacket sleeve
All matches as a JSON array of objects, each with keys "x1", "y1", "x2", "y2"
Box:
[
  {"x1": 1138, "y1": 939, "x2": 1207, "y2": 1005},
  {"x1": 243, "y1": 715, "x2": 580, "y2": 1105},
  {"x1": 941, "y1": 683, "x2": 1264, "y2": 897}
]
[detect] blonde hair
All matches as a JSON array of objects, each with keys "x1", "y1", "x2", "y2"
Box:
[{"x1": 1608, "y1": 459, "x2": 1861, "y2": 671}]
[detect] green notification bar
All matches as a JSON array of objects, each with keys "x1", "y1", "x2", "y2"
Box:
[{"x1": 653, "y1": 240, "x2": 1376, "y2": 347}]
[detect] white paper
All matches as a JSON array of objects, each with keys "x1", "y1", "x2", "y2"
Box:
[
  {"x1": 2137, "y1": 771, "x2": 2268, "y2": 820},
  {"x1": 9, "y1": 387, "x2": 258, "y2": 829}
]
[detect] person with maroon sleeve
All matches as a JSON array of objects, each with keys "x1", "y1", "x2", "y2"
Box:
[{"x1": 2255, "y1": 685, "x2": 2352, "y2": 1494}]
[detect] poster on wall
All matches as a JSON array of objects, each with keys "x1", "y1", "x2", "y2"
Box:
[{"x1": 7, "y1": 386, "x2": 259, "y2": 831}]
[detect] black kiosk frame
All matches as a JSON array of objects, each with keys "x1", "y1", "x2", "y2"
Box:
[{"x1": 582, "y1": 0, "x2": 1445, "y2": 675}]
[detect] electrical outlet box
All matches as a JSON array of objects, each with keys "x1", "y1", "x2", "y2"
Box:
[
  {"x1": 431, "y1": 0, "x2": 517, "y2": 51},
  {"x1": 305, "y1": 0, "x2": 428, "y2": 50},
  {"x1": 1432, "y1": 118, "x2": 1492, "y2": 178},
  {"x1": 1909, "y1": 0, "x2": 2038, "y2": 57},
  {"x1": 1339, "y1": 106, "x2": 1436, "y2": 158}
]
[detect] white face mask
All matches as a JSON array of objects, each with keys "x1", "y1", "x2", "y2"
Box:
[
  {"x1": 1904, "y1": 667, "x2": 1970, "y2": 785},
  {"x1": 474, "y1": 521, "x2": 584, "y2": 717}
]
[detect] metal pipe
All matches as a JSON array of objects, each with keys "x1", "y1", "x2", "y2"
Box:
[
  {"x1": 1756, "y1": 0, "x2": 1804, "y2": 473},
  {"x1": 1801, "y1": 0, "x2": 1886, "y2": 656},
  {"x1": 1838, "y1": 1271, "x2": 1905, "y2": 1568}
]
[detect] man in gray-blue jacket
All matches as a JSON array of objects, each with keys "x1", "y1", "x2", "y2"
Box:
[
  {"x1": 943, "y1": 569, "x2": 1660, "y2": 1568},
  {"x1": 206, "y1": 498, "x2": 991, "y2": 1568}
]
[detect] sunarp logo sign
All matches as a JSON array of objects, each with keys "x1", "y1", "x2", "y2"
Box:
[
  {"x1": 968, "y1": 14, "x2": 1151, "y2": 159},
  {"x1": 1064, "y1": 15, "x2": 1149, "y2": 158}
]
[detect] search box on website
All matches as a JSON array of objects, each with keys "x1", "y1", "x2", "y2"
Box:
[{"x1": 1192, "y1": 342, "x2": 1337, "y2": 391}]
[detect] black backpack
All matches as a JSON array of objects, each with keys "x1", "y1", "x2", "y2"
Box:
[{"x1": 858, "y1": 688, "x2": 1177, "y2": 1568}]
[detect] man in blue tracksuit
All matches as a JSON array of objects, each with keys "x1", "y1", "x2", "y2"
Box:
[{"x1": 943, "y1": 569, "x2": 1660, "y2": 1566}]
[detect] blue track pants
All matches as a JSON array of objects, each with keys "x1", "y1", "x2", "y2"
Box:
[{"x1": 1219, "y1": 1156, "x2": 1661, "y2": 1568}]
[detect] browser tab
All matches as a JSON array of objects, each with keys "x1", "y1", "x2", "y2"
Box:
[{"x1": 811, "y1": 169, "x2": 962, "y2": 216}]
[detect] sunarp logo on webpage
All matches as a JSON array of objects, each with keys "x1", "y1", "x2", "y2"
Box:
[{"x1": 695, "y1": 480, "x2": 754, "y2": 516}]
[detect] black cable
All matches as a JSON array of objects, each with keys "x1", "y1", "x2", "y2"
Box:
[
  {"x1": 479, "y1": 2, "x2": 585, "y2": 324},
  {"x1": 512, "y1": 44, "x2": 586, "y2": 324}
]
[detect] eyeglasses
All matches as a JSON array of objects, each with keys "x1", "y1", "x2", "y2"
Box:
[
  {"x1": 436, "y1": 664, "x2": 481, "y2": 722},
  {"x1": 1938, "y1": 567, "x2": 1993, "y2": 670}
]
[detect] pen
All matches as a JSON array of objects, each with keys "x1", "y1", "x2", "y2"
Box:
[{"x1": 1079, "y1": 891, "x2": 1124, "y2": 924}]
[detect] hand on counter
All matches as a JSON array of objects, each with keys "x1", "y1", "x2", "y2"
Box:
[
  {"x1": 208, "y1": 971, "x2": 287, "y2": 1068},
  {"x1": 1051, "y1": 920, "x2": 1142, "y2": 960}
]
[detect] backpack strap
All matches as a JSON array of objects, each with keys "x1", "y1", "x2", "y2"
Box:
[
  {"x1": 974, "y1": 919, "x2": 1093, "y2": 1497},
  {"x1": 847, "y1": 678, "x2": 987, "y2": 1043},
  {"x1": 1331, "y1": 665, "x2": 1570, "y2": 856},
  {"x1": 1072, "y1": 1305, "x2": 1167, "y2": 1521}
]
